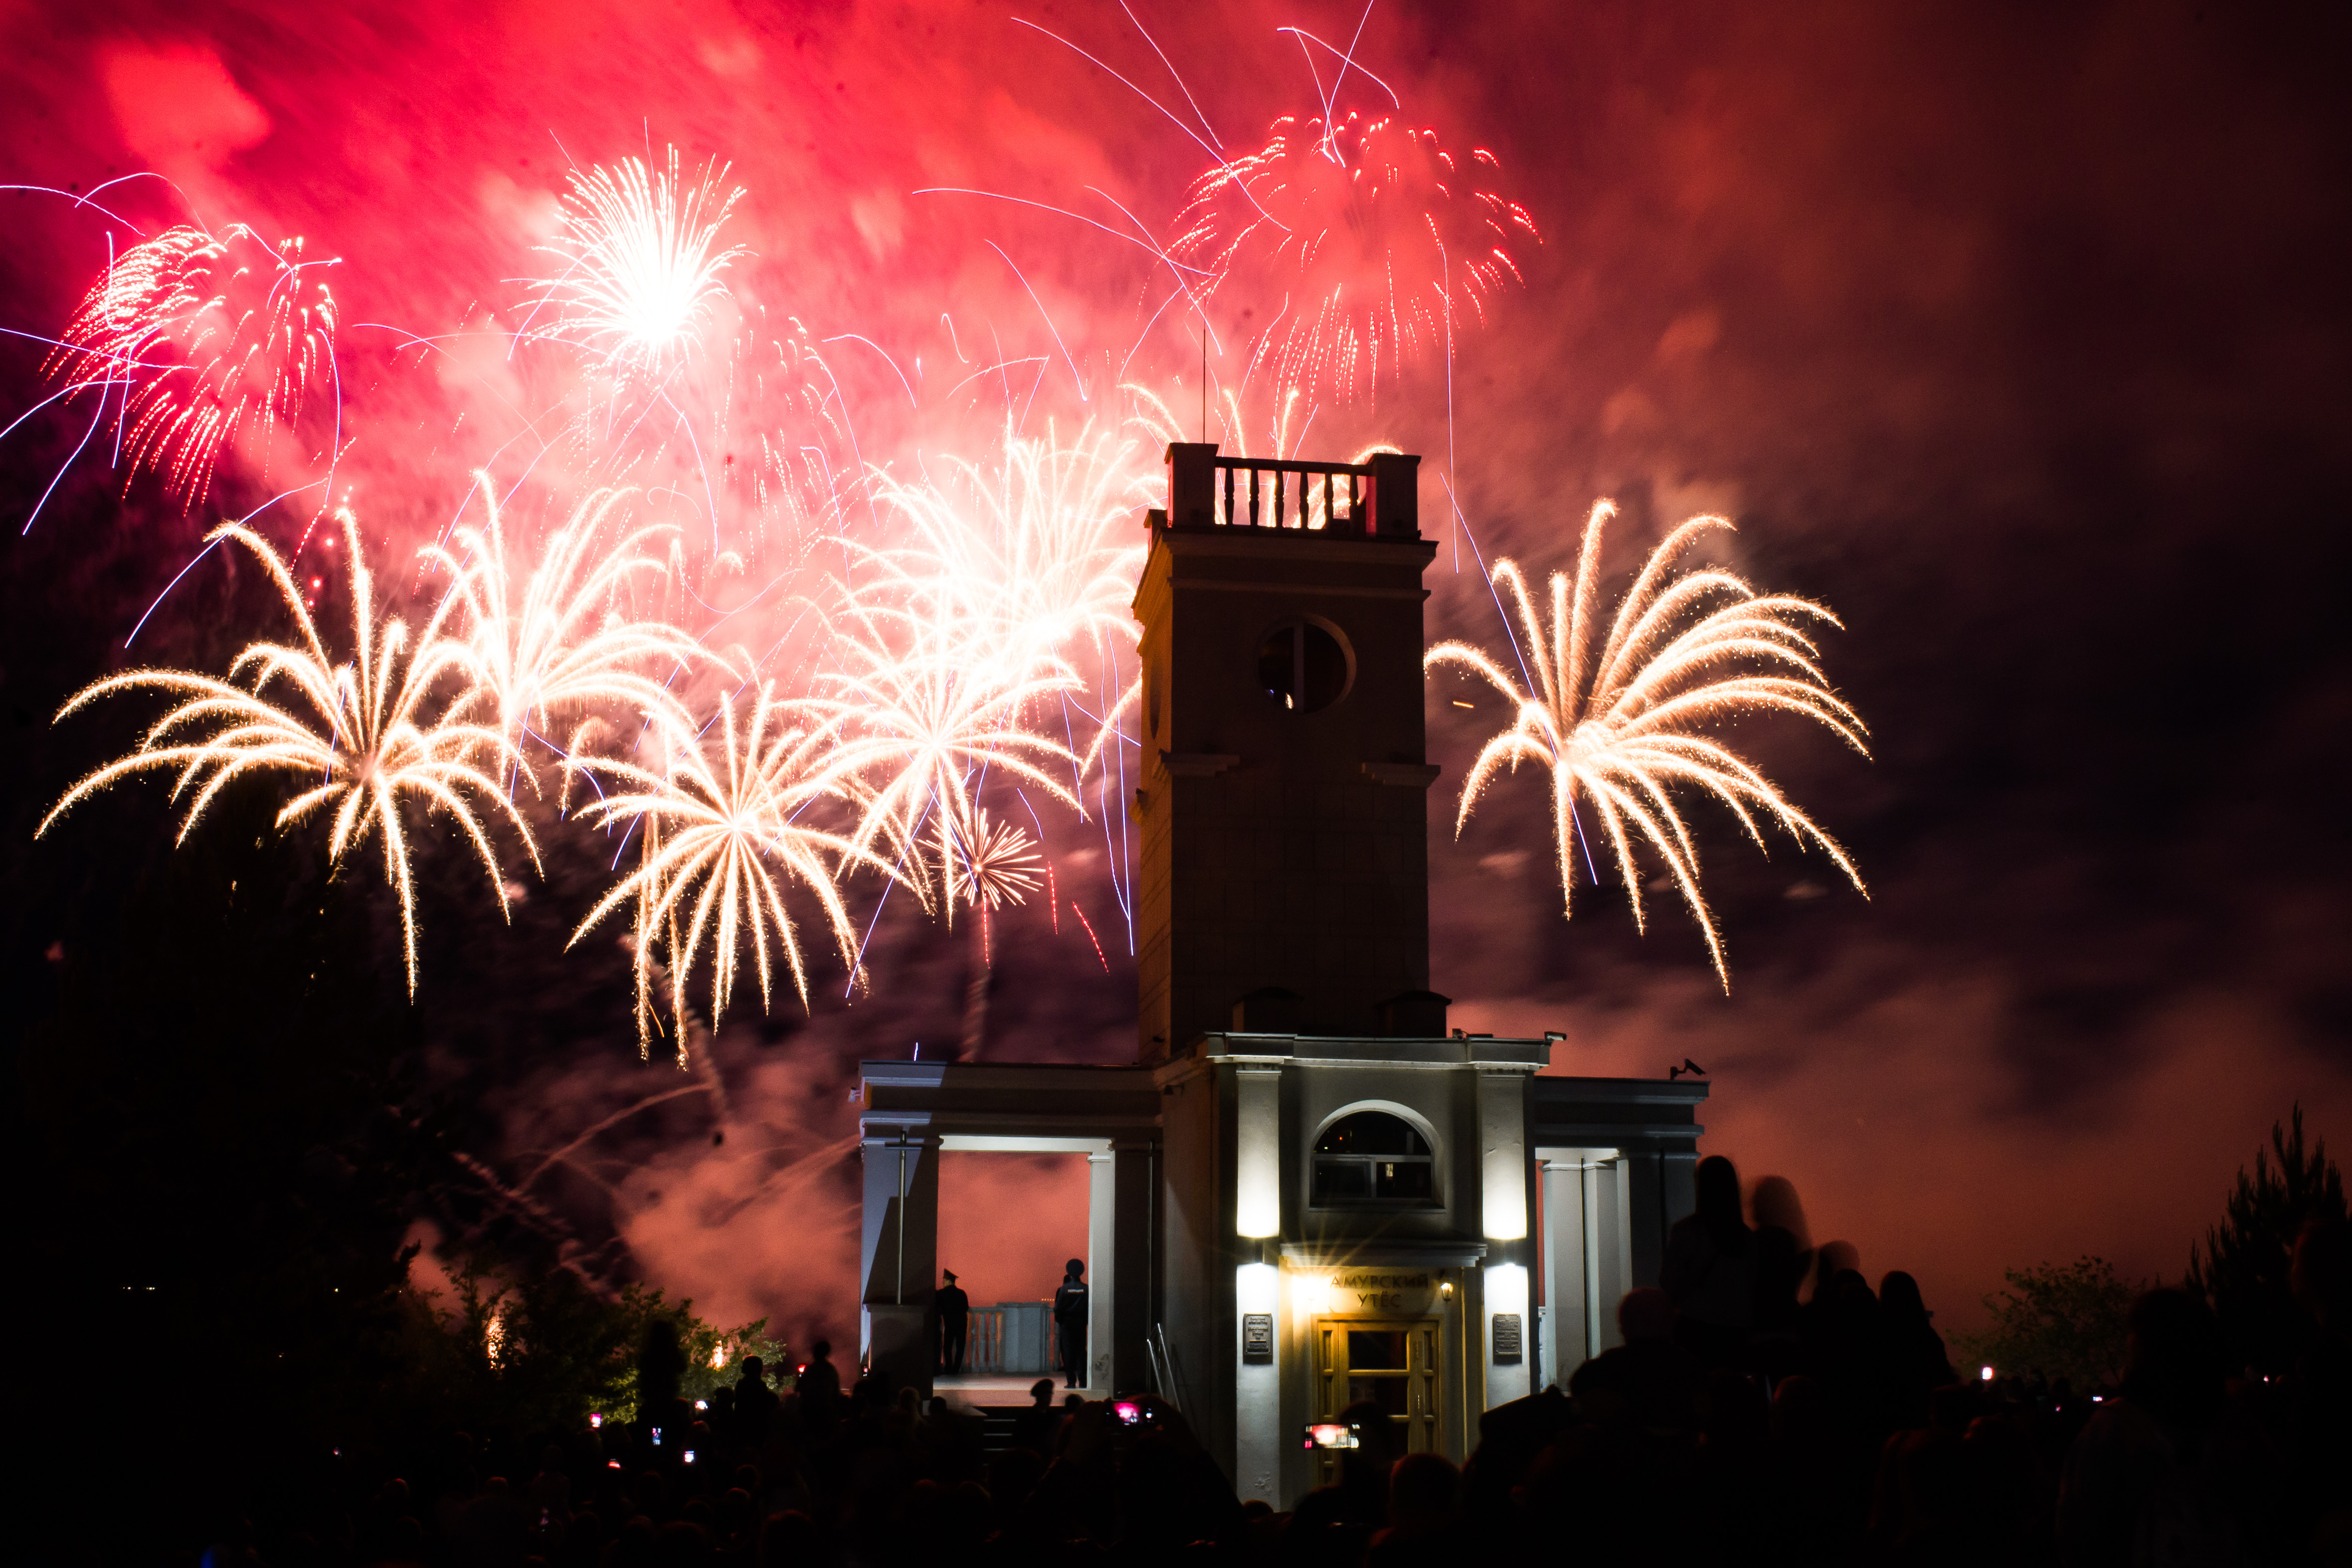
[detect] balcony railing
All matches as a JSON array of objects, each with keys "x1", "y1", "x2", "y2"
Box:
[
  {"x1": 960, "y1": 1303, "x2": 1058, "y2": 1375},
  {"x1": 1155, "y1": 444, "x2": 1421, "y2": 540}
]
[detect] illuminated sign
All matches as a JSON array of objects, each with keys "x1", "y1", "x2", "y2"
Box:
[{"x1": 1330, "y1": 1270, "x2": 1436, "y2": 1315}]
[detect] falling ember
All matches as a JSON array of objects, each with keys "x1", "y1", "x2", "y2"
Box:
[
  {"x1": 1070, "y1": 900, "x2": 1110, "y2": 973},
  {"x1": 1425, "y1": 501, "x2": 1869, "y2": 987},
  {"x1": 42, "y1": 224, "x2": 338, "y2": 509},
  {"x1": 1172, "y1": 111, "x2": 1540, "y2": 404},
  {"x1": 525, "y1": 147, "x2": 748, "y2": 373}
]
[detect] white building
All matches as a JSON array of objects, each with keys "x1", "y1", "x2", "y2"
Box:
[{"x1": 859, "y1": 444, "x2": 1704, "y2": 1506}]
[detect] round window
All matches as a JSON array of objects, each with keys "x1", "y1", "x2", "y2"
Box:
[{"x1": 1257, "y1": 619, "x2": 1349, "y2": 713}]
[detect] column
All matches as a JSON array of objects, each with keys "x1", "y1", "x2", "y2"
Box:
[
  {"x1": 1541, "y1": 1160, "x2": 1589, "y2": 1385},
  {"x1": 1234, "y1": 1257, "x2": 1280, "y2": 1505},
  {"x1": 1477, "y1": 1072, "x2": 1531, "y2": 1407},
  {"x1": 1627, "y1": 1149, "x2": 1673, "y2": 1292},
  {"x1": 1591, "y1": 1158, "x2": 1634, "y2": 1350},
  {"x1": 1109, "y1": 1141, "x2": 1157, "y2": 1394},
  {"x1": 1233, "y1": 1067, "x2": 1281, "y2": 1505},
  {"x1": 1087, "y1": 1151, "x2": 1114, "y2": 1392},
  {"x1": 858, "y1": 1132, "x2": 938, "y2": 1396}
]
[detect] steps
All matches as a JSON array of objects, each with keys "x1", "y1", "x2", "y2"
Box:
[{"x1": 974, "y1": 1405, "x2": 1026, "y2": 1453}]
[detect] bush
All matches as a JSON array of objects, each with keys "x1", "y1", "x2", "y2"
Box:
[
  {"x1": 1952, "y1": 1255, "x2": 2139, "y2": 1390},
  {"x1": 410, "y1": 1258, "x2": 786, "y2": 1429}
]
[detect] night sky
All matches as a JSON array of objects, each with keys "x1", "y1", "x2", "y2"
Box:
[{"x1": 4, "y1": 0, "x2": 2348, "y2": 1349}]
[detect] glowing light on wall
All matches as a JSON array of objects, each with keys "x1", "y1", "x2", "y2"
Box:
[
  {"x1": 1290, "y1": 1270, "x2": 1334, "y2": 1328},
  {"x1": 1485, "y1": 1262, "x2": 1528, "y2": 1315},
  {"x1": 1478, "y1": 1073, "x2": 1528, "y2": 1239},
  {"x1": 1238, "y1": 1261, "x2": 1279, "y2": 1315},
  {"x1": 1236, "y1": 1068, "x2": 1281, "y2": 1237}
]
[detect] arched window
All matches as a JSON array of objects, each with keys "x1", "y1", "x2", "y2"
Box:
[{"x1": 1312, "y1": 1111, "x2": 1437, "y2": 1206}]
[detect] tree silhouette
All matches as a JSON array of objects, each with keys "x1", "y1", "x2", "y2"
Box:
[{"x1": 2186, "y1": 1104, "x2": 2346, "y2": 1375}]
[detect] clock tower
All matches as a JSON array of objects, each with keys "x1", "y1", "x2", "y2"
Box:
[{"x1": 1132, "y1": 443, "x2": 1445, "y2": 1062}]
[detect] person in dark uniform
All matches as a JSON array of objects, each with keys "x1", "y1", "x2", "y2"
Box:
[
  {"x1": 1052, "y1": 1258, "x2": 1088, "y2": 1390},
  {"x1": 936, "y1": 1269, "x2": 970, "y2": 1376}
]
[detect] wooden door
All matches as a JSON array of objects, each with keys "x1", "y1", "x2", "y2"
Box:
[{"x1": 1310, "y1": 1318, "x2": 1441, "y2": 1485}]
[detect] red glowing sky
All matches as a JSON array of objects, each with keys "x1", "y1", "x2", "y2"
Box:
[{"x1": 4, "y1": 0, "x2": 2349, "y2": 1343}]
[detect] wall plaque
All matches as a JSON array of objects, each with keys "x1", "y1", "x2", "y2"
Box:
[
  {"x1": 1242, "y1": 1313, "x2": 1274, "y2": 1364},
  {"x1": 1492, "y1": 1312, "x2": 1523, "y2": 1363}
]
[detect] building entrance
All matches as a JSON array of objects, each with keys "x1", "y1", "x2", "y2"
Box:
[{"x1": 1310, "y1": 1318, "x2": 1440, "y2": 1483}]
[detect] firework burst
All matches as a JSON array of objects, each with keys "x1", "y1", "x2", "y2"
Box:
[
  {"x1": 42, "y1": 223, "x2": 338, "y2": 507},
  {"x1": 1172, "y1": 111, "x2": 1539, "y2": 404},
  {"x1": 525, "y1": 148, "x2": 748, "y2": 374},
  {"x1": 809, "y1": 565, "x2": 1085, "y2": 915},
  {"x1": 39, "y1": 519, "x2": 537, "y2": 993},
  {"x1": 876, "y1": 419, "x2": 1150, "y2": 708},
  {"x1": 567, "y1": 682, "x2": 892, "y2": 1060},
  {"x1": 1426, "y1": 502, "x2": 1868, "y2": 985},
  {"x1": 942, "y1": 804, "x2": 1042, "y2": 1059},
  {"x1": 422, "y1": 478, "x2": 703, "y2": 772},
  {"x1": 946, "y1": 806, "x2": 1043, "y2": 920}
]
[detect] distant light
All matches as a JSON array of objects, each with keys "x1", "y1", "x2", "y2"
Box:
[
  {"x1": 1981, "y1": 1365, "x2": 1994, "y2": 1382},
  {"x1": 1451, "y1": 700, "x2": 1473, "y2": 709},
  {"x1": 683, "y1": 1450, "x2": 697, "y2": 1465},
  {"x1": 589, "y1": 1413, "x2": 603, "y2": 1429},
  {"x1": 607, "y1": 1461, "x2": 621, "y2": 1470},
  {"x1": 2092, "y1": 1395, "x2": 2103, "y2": 1403},
  {"x1": 694, "y1": 1399, "x2": 708, "y2": 1410}
]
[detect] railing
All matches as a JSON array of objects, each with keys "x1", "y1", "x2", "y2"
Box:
[
  {"x1": 961, "y1": 1302, "x2": 1056, "y2": 1375},
  {"x1": 1156, "y1": 444, "x2": 1421, "y2": 540},
  {"x1": 968, "y1": 1307, "x2": 1007, "y2": 1372}
]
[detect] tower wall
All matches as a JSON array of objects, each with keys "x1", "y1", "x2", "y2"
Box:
[{"x1": 1133, "y1": 445, "x2": 1441, "y2": 1062}]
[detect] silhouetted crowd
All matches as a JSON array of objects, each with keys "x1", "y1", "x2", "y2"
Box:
[{"x1": 201, "y1": 1159, "x2": 2349, "y2": 1568}]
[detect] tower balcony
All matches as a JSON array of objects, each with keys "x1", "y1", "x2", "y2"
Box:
[{"x1": 1150, "y1": 443, "x2": 1422, "y2": 541}]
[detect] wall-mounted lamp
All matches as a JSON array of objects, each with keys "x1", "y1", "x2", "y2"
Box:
[{"x1": 1439, "y1": 1277, "x2": 1454, "y2": 1299}]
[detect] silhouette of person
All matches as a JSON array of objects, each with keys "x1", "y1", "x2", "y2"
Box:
[
  {"x1": 1052, "y1": 1259, "x2": 1088, "y2": 1390},
  {"x1": 795, "y1": 1339, "x2": 842, "y2": 1433},
  {"x1": 1660, "y1": 1154, "x2": 1756, "y2": 1368},
  {"x1": 733, "y1": 1355, "x2": 778, "y2": 1443},
  {"x1": 638, "y1": 1316, "x2": 688, "y2": 1432},
  {"x1": 2058, "y1": 1287, "x2": 2276, "y2": 1567},
  {"x1": 936, "y1": 1269, "x2": 970, "y2": 1376},
  {"x1": 1009, "y1": 1378, "x2": 1060, "y2": 1456},
  {"x1": 1871, "y1": 1270, "x2": 1955, "y2": 1432},
  {"x1": 1750, "y1": 1175, "x2": 1814, "y2": 1381}
]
